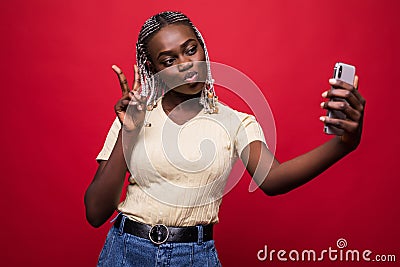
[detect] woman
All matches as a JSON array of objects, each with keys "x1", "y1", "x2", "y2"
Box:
[{"x1": 84, "y1": 11, "x2": 365, "y2": 266}]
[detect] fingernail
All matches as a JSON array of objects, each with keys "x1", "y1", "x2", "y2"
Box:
[
  {"x1": 319, "y1": 116, "x2": 326, "y2": 122},
  {"x1": 320, "y1": 102, "x2": 325, "y2": 108},
  {"x1": 329, "y1": 78, "x2": 336, "y2": 84},
  {"x1": 321, "y1": 91, "x2": 328, "y2": 98}
]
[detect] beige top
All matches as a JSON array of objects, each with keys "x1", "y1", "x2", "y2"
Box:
[{"x1": 97, "y1": 97, "x2": 266, "y2": 226}]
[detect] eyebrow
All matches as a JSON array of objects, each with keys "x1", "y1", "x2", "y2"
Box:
[{"x1": 157, "y1": 38, "x2": 197, "y2": 60}]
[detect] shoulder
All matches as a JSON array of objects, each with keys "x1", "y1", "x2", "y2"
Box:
[
  {"x1": 212, "y1": 103, "x2": 266, "y2": 156},
  {"x1": 216, "y1": 102, "x2": 258, "y2": 125}
]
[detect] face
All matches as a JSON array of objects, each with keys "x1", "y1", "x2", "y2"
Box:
[{"x1": 146, "y1": 23, "x2": 207, "y2": 94}]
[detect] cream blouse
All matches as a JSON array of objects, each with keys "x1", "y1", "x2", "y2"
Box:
[{"x1": 96, "y1": 97, "x2": 266, "y2": 226}]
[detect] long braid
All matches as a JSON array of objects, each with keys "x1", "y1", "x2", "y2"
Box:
[{"x1": 136, "y1": 11, "x2": 218, "y2": 115}]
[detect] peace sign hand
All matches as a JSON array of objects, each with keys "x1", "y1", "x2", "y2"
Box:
[{"x1": 112, "y1": 64, "x2": 146, "y2": 131}]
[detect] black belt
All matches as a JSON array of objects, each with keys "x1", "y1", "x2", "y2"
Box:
[{"x1": 114, "y1": 215, "x2": 213, "y2": 245}]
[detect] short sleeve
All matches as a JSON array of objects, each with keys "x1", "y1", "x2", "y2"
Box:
[
  {"x1": 96, "y1": 117, "x2": 122, "y2": 161},
  {"x1": 234, "y1": 113, "x2": 266, "y2": 157}
]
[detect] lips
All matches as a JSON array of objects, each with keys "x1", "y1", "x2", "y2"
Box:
[{"x1": 184, "y1": 71, "x2": 198, "y2": 82}]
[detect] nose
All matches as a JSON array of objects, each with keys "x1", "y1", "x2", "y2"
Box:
[{"x1": 177, "y1": 60, "x2": 193, "y2": 72}]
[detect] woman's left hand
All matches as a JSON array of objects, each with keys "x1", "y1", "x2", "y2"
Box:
[{"x1": 320, "y1": 76, "x2": 366, "y2": 151}]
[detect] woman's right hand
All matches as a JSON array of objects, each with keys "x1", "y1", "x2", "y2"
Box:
[{"x1": 112, "y1": 64, "x2": 146, "y2": 131}]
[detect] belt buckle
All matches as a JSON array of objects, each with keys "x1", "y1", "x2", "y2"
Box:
[{"x1": 149, "y1": 224, "x2": 169, "y2": 245}]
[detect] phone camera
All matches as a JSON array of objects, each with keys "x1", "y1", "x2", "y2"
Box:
[{"x1": 338, "y1": 65, "x2": 342, "y2": 79}]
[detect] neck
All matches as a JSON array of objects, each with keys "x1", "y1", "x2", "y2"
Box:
[
  {"x1": 165, "y1": 89, "x2": 202, "y2": 104},
  {"x1": 162, "y1": 89, "x2": 203, "y2": 112}
]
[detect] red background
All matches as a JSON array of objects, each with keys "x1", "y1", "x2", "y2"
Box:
[{"x1": 1, "y1": 0, "x2": 399, "y2": 266}]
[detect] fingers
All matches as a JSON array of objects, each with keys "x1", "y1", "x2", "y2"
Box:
[
  {"x1": 320, "y1": 116, "x2": 359, "y2": 133},
  {"x1": 114, "y1": 93, "x2": 130, "y2": 114},
  {"x1": 115, "y1": 90, "x2": 145, "y2": 113},
  {"x1": 328, "y1": 77, "x2": 366, "y2": 110},
  {"x1": 321, "y1": 100, "x2": 361, "y2": 122},
  {"x1": 353, "y1": 75, "x2": 359, "y2": 90},
  {"x1": 352, "y1": 75, "x2": 366, "y2": 107},
  {"x1": 321, "y1": 88, "x2": 363, "y2": 122},
  {"x1": 320, "y1": 75, "x2": 366, "y2": 137},
  {"x1": 112, "y1": 65, "x2": 130, "y2": 95},
  {"x1": 322, "y1": 77, "x2": 366, "y2": 122},
  {"x1": 128, "y1": 91, "x2": 145, "y2": 111},
  {"x1": 321, "y1": 95, "x2": 362, "y2": 123},
  {"x1": 323, "y1": 89, "x2": 363, "y2": 113},
  {"x1": 132, "y1": 64, "x2": 141, "y2": 91}
]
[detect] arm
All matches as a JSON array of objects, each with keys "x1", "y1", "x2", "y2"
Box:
[
  {"x1": 84, "y1": 130, "x2": 131, "y2": 227},
  {"x1": 242, "y1": 136, "x2": 354, "y2": 196},
  {"x1": 242, "y1": 76, "x2": 366, "y2": 196},
  {"x1": 84, "y1": 65, "x2": 145, "y2": 227}
]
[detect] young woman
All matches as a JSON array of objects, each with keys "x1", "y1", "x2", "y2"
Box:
[{"x1": 84, "y1": 11, "x2": 366, "y2": 267}]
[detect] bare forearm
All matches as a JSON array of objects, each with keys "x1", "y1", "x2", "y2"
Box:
[
  {"x1": 84, "y1": 129, "x2": 135, "y2": 227},
  {"x1": 261, "y1": 136, "x2": 352, "y2": 195}
]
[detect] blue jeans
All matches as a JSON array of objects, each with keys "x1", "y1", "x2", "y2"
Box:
[{"x1": 97, "y1": 216, "x2": 222, "y2": 267}]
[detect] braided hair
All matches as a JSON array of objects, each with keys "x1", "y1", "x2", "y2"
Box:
[{"x1": 136, "y1": 11, "x2": 218, "y2": 114}]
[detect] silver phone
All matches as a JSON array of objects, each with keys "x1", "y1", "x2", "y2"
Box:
[{"x1": 324, "y1": 62, "x2": 356, "y2": 135}]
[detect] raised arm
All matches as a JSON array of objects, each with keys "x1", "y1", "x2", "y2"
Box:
[
  {"x1": 84, "y1": 65, "x2": 145, "y2": 227},
  {"x1": 241, "y1": 76, "x2": 366, "y2": 196}
]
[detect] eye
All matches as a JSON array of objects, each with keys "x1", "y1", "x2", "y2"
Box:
[
  {"x1": 186, "y1": 45, "x2": 197, "y2": 56},
  {"x1": 161, "y1": 58, "x2": 175, "y2": 67}
]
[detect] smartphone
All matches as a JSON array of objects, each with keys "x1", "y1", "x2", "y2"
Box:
[{"x1": 324, "y1": 62, "x2": 356, "y2": 135}]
